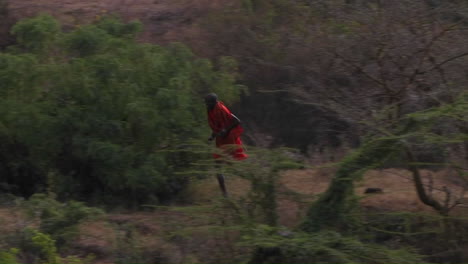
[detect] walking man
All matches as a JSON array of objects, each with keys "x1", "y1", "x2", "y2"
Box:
[{"x1": 205, "y1": 93, "x2": 247, "y2": 196}]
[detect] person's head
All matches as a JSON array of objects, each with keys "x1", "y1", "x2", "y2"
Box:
[{"x1": 204, "y1": 93, "x2": 218, "y2": 110}]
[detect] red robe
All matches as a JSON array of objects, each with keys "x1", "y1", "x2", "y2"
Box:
[{"x1": 208, "y1": 101, "x2": 247, "y2": 160}]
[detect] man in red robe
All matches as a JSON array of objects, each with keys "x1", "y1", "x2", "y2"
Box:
[
  {"x1": 205, "y1": 93, "x2": 247, "y2": 197},
  {"x1": 205, "y1": 93, "x2": 248, "y2": 161}
]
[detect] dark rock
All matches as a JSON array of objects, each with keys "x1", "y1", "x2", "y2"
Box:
[{"x1": 364, "y1": 187, "x2": 383, "y2": 194}]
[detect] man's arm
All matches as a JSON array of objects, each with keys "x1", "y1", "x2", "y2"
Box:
[
  {"x1": 217, "y1": 114, "x2": 241, "y2": 138},
  {"x1": 208, "y1": 132, "x2": 216, "y2": 141}
]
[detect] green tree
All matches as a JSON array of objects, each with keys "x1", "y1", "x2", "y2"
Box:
[
  {"x1": 0, "y1": 15, "x2": 244, "y2": 205},
  {"x1": 11, "y1": 14, "x2": 60, "y2": 53}
]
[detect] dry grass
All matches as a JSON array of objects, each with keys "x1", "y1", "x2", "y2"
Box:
[
  {"x1": 176, "y1": 167, "x2": 468, "y2": 227},
  {"x1": 278, "y1": 167, "x2": 468, "y2": 215},
  {"x1": 74, "y1": 221, "x2": 117, "y2": 261},
  {"x1": 182, "y1": 175, "x2": 251, "y2": 204},
  {"x1": 279, "y1": 167, "x2": 334, "y2": 196},
  {"x1": 0, "y1": 208, "x2": 21, "y2": 233},
  {"x1": 0, "y1": 166, "x2": 467, "y2": 263},
  {"x1": 276, "y1": 168, "x2": 335, "y2": 226},
  {"x1": 358, "y1": 168, "x2": 468, "y2": 212}
]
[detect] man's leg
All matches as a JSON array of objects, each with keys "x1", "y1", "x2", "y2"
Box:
[
  {"x1": 215, "y1": 160, "x2": 228, "y2": 197},
  {"x1": 216, "y1": 173, "x2": 228, "y2": 197}
]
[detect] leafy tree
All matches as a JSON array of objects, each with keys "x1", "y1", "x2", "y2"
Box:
[
  {"x1": 0, "y1": 15, "x2": 243, "y2": 205},
  {"x1": 11, "y1": 14, "x2": 60, "y2": 53}
]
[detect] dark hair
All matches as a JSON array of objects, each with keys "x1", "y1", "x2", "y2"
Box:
[{"x1": 204, "y1": 93, "x2": 218, "y2": 102}]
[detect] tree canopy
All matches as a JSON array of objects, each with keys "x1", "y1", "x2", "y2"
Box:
[{"x1": 0, "y1": 14, "x2": 244, "y2": 205}]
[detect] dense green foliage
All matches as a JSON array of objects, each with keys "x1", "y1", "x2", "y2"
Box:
[{"x1": 0, "y1": 14, "x2": 243, "y2": 205}]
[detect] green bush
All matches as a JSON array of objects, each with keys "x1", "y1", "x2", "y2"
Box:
[
  {"x1": 0, "y1": 248, "x2": 20, "y2": 264},
  {"x1": 12, "y1": 228, "x2": 93, "y2": 264},
  {"x1": 11, "y1": 14, "x2": 60, "y2": 53},
  {"x1": 20, "y1": 194, "x2": 104, "y2": 245},
  {"x1": 29, "y1": 229, "x2": 58, "y2": 264},
  {"x1": 243, "y1": 225, "x2": 425, "y2": 264},
  {"x1": 0, "y1": 15, "x2": 243, "y2": 205}
]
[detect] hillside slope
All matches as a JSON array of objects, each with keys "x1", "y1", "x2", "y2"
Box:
[{"x1": 6, "y1": 0, "x2": 231, "y2": 44}]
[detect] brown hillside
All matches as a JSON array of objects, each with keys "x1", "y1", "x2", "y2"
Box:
[{"x1": 8, "y1": 0, "x2": 234, "y2": 44}]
